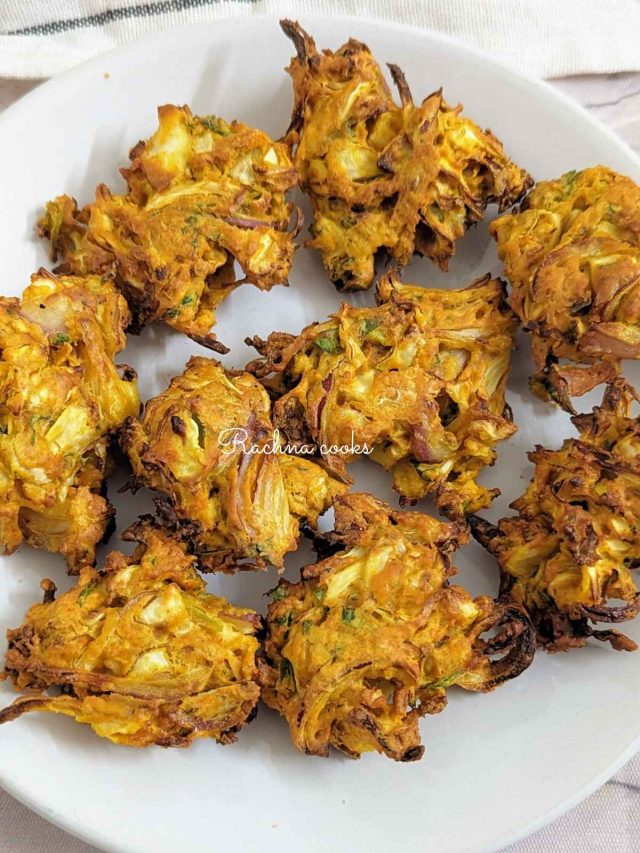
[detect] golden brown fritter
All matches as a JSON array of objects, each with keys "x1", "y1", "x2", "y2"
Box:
[
  {"x1": 121, "y1": 356, "x2": 346, "y2": 571},
  {"x1": 0, "y1": 521, "x2": 261, "y2": 747},
  {"x1": 491, "y1": 166, "x2": 640, "y2": 410},
  {"x1": 39, "y1": 105, "x2": 299, "y2": 350},
  {"x1": 260, "y1": 492, "x2": 534, "y2": 761},
  {"x1": 471, "y1": 379, "x2": 640, "y2": 652},
  {"x1": 0, "y1": 270, "x2": 139, "y2": 571},
  {"x1": 281, "y1": 19, "x2": 531, "y2": 291},
  {"x1": 246, "y1": 273, "x2": 517, "y2": 517}
]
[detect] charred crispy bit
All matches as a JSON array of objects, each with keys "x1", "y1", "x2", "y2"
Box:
[
  {"x1": 121, "y1": 356, "x2": 346, "y2": 571},
  {"x1": 0, "y1": 270, "x2": 139, "y2": 571},
  {"x1": 246, "y1": 272, "x2": 517, "y2": 517},
  {"x1": 491, "y1": 166, "x2": 640, "y2": 410},
  {"x1": 39, "y1": 105, "x2": 299, "y2": 349},
  {"x1": 0, "y1": 522, "x2": 261, "y2": 747},
  {"x1": 470, "y1": 379, "x2": 640, "y2": 652},
  {"x1": 280, "y1": 20, "x2": 531, "y2": 291},
  {"x1": 260, "y1": 492, "x2": 534, "y2": 761}
]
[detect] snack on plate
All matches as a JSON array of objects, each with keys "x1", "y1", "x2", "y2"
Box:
[
  {"x1": 39, "y1": 105, "x2": 299, "y2": 350},
  {"x1": 121, "y1": 356, "x2": 346, "y2": 571},
  {"x1": 246, "y1": 272, "x2": 517, "y2": 517},
  {"x1": 280, "y1": 19, "x2": 531, "y2": 291},
  {"x1": 471, "y1": 379, "x2": 640, "y2": 652},
  {"x1": 0, "y1": 270, "x2": 139, "y2": 571},
  {"x1": 0, "y1": 521, "x2": 261, "y2": 747},
  {"x1": 260, "y1": 493, "x2": 535, "y2": 761},
  {"x1": 491, "y1": 166, "x2": 640, "y2": 410}
]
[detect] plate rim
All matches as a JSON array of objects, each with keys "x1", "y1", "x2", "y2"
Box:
[{"x1": 1, "y1": 12, "x2": 640, "y2": 853}]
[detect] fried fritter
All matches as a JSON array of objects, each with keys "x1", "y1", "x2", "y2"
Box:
[
  {"x1": 121, "y1": 356, "x2": 346, "y2": 571},
  {"x1": 280, "y1": 20, "x2": 531, "y2": 291},
  {"x1": 490, "y1": 166, "x2": 640, "y2": 410},
  {"x1": 0, "y1": 270, "x2": 139, "y2": 571},
  {"x1": 246, "y1": 273, "x2": 517, "y2": 517},
  {"x1": 260, "y1": 492, "x2": 534, "y2": 761},
  {"x1": 39, "y1": 105, "x2": 299, "y2": 349},
  {"x1": 0, "y1": 522, "x2": 261, "y2": 747},
  {"x1": 471, "y1": 379, "x2": 640, "y2": 652}
]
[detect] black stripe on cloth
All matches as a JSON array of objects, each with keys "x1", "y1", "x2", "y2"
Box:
[{"x1": 5, "y1": 0, "x2": 257, "y2": 36}]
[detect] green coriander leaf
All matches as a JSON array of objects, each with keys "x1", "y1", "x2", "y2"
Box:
[
  {"x1": 192, "y1": 413, "x2": 206, "y2": 449},
  {"x1": 78, "y1": 580, "x2": 98, "y2": 605},
  {"x1": 279, "y1": 658, "x2": 294, "y2": 680},
  {"x1": 362, "y1": 318, "x2": 380, "y2": 336},
  {"x1": 199, "y1": 116, "x2": 230, "y2": 135},
  {"x1": 268, "y1": 586, "x2": 288, "y2": 601},
  {"x1": 314, "y1": 328, "x2": 341, "y2": 354},
  {"x1": 342, "y1": 607, "x2": 356, "y2": 623}
]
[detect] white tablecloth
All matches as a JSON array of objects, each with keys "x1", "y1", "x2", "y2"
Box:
[
  {"x1": 0, "y1": 16, "x2": 640, "y2": 853},
  {"x1": 1, "y1": 0, "x2": 640, "y2": 79}
]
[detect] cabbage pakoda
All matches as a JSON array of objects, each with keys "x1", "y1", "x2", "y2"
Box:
[
  {"x1": 260, "y1": 492, "x2": 534, "y2": 761},
  {"x1": 121, "y1": 356, "x2": 345, "y2": 571},
  {"x1": 247, "y1": 273, "x2": 517, "y2": 517},
  {"x1": 39, "y1": 105, "x2": 299, "y2": 350},
  {"x1": 471, "y1": 379, "x2": 640, "y2": 652},
  {"x1": 0, "y1": 270, "x2": 139, "y2": 571},
  {"x1": 281, "y1": 19, "x2": 531, "y2": 290},
  {"x1": 491, "y1": 166, "x2": 640, "y2": 410},
  {"x1": 0, "y1": 521, "x2": 261, "y2": 747}
]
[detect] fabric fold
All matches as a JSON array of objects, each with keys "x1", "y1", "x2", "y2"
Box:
[{"x1": 0, "y1": 0, "x2": 639, "y2": 79}]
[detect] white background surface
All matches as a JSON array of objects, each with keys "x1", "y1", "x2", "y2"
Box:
[
  {"x1": 1, "y1": 0, "x2": 640, "y2": 78},
  {"x1": 0, "y1": 17, "x2": 639, "y2": 853}
]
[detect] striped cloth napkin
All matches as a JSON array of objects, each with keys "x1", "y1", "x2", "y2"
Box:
[
  {"x1": 1, "y1": 3, "x2": 640, "y2": 853},
  {"x1": 0, "y1": 0, "x2": 640, "y2": 78}
]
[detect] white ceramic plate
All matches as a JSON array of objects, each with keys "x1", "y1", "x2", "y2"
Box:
[{"x1": 1, "y1": 13, "x2": 639, "y2": 853}]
